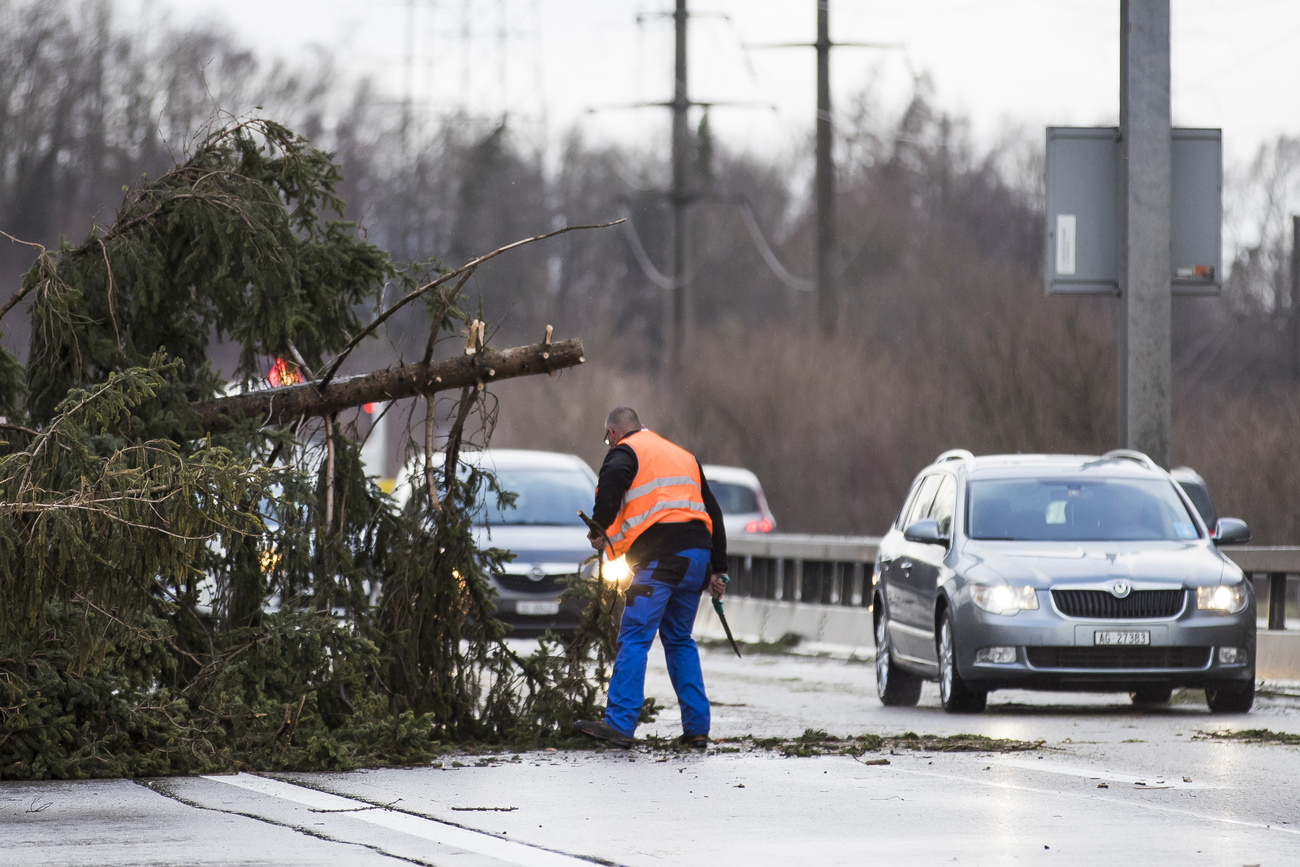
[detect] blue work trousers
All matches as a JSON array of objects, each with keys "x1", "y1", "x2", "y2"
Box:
[{"x1": 604, "y1": 547, "x2": 712, "y2": 738}]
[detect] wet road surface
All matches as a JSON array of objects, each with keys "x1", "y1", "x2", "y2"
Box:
[{"x1": 5, "y1": 643, "x2": 1300, "y2": 866}]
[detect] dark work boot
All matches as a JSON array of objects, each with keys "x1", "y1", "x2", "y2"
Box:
[
  {"x1": 575, "y1": 719, "x2": 634, "y2": 748},
  {"x1": 678, "y1": 734, "x2": 709, "y2": 749}
]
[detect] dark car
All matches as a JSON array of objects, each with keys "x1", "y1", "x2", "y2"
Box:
[
  {"x1": 395, "y1": 449, "x2": 598, "y2": 634},
  {"x1": 1170, "y1": 465, "x2": 1217, "y2": 528},
  {"x1": 872, "y1": 449, "x2": 1255, "y2": 714}
]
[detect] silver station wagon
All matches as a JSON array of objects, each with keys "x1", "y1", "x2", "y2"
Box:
[{"x1": 872, "y1": 450, "x2": 1256, "y2": 713}]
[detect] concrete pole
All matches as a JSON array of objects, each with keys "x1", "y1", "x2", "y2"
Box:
[
  {"x1": 1118, "y1": 0, "x2": 1172, "y2": 467},
  {"x1": 669, "y1": 0, "x2": 690, "y2": 363},
  {"x1": 815, "y1": 0, "x2": 837, "y2": 337}
]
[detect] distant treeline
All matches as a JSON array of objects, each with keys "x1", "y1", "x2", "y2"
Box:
[{"x1": 2, "y1": 0, "x2": 1297, "y2": 541}]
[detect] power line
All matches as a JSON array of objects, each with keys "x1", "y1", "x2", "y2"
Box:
[
  {"x1": 737, "y1": 200, "x2": 813, "y2": 293},
  {"x1": 748, "y1": 1, "x2": 903, "y2": 336},
  {"x1": 618, "y1": 194, "x2": 809, "y2": 294},
  {"x1": 619, "y1": 209, "x2": 694, "y2": 291}
]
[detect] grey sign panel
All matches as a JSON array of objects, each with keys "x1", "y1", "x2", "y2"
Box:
[
  {"x1": 1045, "y1": 127, "x2": 1120, "y2": 294},
  {"x1": 1045, "y1": 127, "x2": 1221, "y2": 296},
  {"x1": 1171, "y1": 128, "x2": 1222, "y2": 295}
]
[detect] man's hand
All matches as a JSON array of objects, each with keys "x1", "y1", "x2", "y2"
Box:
[
  {"x1": 709, "y1": 573, "x2": 729, "y2": 598},
  {"x1": 587, "y1": 530, "x2": 604, "y2": 551}
]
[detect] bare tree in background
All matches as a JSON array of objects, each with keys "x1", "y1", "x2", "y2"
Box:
[{"x1": 2, "y1": 1, "x2": 1298, "y2": 541}]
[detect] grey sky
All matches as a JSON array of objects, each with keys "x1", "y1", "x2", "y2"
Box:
[{"x1": 145, "y1": 0, "x2": 1298, "y2": 168}]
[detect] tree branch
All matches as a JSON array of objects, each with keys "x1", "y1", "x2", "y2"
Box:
[
  {"x1": 0, "y1": 231, "x2": 44, "y2": 323},
  {"x1": 195, "y1": 337, "x2": 584, "y2": 433},
  {"x1": 318, "y1": 220, "x2": 619, "y2": 387}
]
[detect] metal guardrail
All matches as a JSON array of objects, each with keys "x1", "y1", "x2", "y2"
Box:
[
  {"x1": 725, "y1": 534, "x2": 1300, "y2": 630},
  {"x1": 726, "y1": 534, "x2": 880, "y2": 609},
  {"x1": 1227, "y1": 547, "x2": 1300, "y2": 630}
]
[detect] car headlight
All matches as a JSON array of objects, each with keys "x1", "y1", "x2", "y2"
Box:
[
  {"x1": 970, "y1": 583, "x2": 1039, "y2": 616},
  {"x1": 1196, "y1": 583, "x2": 1248, "y2": 614}
]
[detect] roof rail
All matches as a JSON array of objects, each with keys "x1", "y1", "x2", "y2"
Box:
[
  {"x1": 935, "y1": 449, "x2": 975, "y2": 466},
  {"x1": 1101, "y1": 449, "x2": 1159, "y2": 471}
]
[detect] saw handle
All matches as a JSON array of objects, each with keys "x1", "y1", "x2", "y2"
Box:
[{"x1": 711, "y1": 573, "x2": 730, "y2": 602}]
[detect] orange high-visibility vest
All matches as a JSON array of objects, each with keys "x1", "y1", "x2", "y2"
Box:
[{"x1": 603, "y1": 430, "x2": 712, "y2": 559}]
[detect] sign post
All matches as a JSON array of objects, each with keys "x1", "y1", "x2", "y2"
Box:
[{"x1": 1043, "y1": 1, "x2": 1222, "y2": 467}]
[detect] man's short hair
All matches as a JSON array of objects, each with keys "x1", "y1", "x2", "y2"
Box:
[{"x1": 606, "y1": 406, "x2": 642, "y2": 432}]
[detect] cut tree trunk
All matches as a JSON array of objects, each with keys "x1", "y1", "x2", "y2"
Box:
[{"x1": 194, "y1": 338, "x2": 584, "y2": 433}]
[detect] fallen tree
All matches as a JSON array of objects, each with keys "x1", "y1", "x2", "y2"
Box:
[{"x1": 0, "y1": 117, "x2": 619, "y2": 779}]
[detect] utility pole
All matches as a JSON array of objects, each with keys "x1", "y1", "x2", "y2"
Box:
[
  {"x1": 753, "y1": 4, "x2": 900, "y2": 337},
  {"x1": 402, "y1": 0, "x2": 415, "y2": 158},
  {"x1": 670, "y1": 0, "x2": 690, "y2": 362},
  {"x1": 610, "y1": 2, "x2": 780, "y2": 365},
  {"x1": 814, "y1": 1, "x2": 835, "y2": 337},
  {"x1": 1292, "y1": 215, "x2": 1300, "y2": 379},
  {"x1": 1117, "y1": 0, "x2": 1172, "y2": 467},
  {"x1": 595, "y1": 0, "x2": 707, "y2": 369}
]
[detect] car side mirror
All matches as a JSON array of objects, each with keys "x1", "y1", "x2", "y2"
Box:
[
  {"x1": 1212, "y1": 518, "x2": 1251, "y2": 546},
  {"x1": 904, "y1": 518, "x2": 949, "y2": 546}
]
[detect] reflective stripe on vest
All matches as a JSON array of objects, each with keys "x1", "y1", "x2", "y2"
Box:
[{"x1": 603, "y1": 430, "x2": 712, "y2": 559}]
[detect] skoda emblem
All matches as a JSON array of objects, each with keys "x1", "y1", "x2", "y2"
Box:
[
  {"x1": 1109, "y1": 580, "x2": 1131, "y2": 599},
  {"x1": 528, "y1": 565, "x2": 546, "y2": 583}
]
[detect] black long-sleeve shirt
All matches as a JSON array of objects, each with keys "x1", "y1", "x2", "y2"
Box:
[{"x1": 593, "y1": 438, "x2": 728, "y2": 574}]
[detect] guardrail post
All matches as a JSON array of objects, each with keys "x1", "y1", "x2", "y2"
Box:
[{"x1": 1268, "y1": 572, "x2": 1288, "y2": 630}]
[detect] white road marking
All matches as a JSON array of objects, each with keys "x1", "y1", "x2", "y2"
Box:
[
  {"x1": 202, "y1": 773, "x2": 593, "y2": 867},
  {"x1": 991, "y1": 758, "x2": 1217, "y2": 789}
]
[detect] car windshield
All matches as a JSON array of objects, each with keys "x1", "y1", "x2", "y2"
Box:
[
  {"x1": 482, "y1": 468, "x2": 593, "y2": 526},
  {"x1": 710, "y1": 482, "x2": 759, "y2": 514},
  {"x1": 967, "y1": 477, "x2": 1201, "y2": 542}
]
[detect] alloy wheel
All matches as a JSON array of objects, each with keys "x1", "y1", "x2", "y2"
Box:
[
  {"x1": 875, "y1": 614, "x2": 890, "y2": 697},
  {"x1": 938, "y1": 618, "x2": 954, "y2": 705}
]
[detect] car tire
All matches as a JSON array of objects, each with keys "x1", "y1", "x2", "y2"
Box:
[
  {"x1": 874, "y1": 606, "x2": 922, "y2": 707},
  {"x1": 937, "y1": 610, "x2": 986, "y2": 713},
  {"x1": 1205, "y1": 679, "x2": 1255, "y2": 713},
  {"x1": 1129, "y1": 685, "x2": 1173, "y2": 706}
]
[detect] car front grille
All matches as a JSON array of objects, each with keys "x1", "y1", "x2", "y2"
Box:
[
  {"x1": 1051, "y1": 589, "x2": 1185, "y2": 619},
  {"x1": 494, "y1": 572, "x2": 574, "y2": 593},
  {"x1": 1026, "y1": 646, "x2": 1211, "y2": 670}
]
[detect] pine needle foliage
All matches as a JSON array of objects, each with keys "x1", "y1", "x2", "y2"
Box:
[
  {"x1": 0, "y1": 117, "x2": 615, "y2": 779},
  {"x1": 0, "y1": 358, "x2": 266, "y2": 643},
  {"x1": 22, "y1": 117, "x2": 390, "y2": 430}
]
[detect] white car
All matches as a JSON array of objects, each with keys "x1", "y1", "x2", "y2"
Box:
[
  {"x1": 702, "y1": 464, "x2": 778, "y2": 536},
  {"x1": 394, "y1": 449, "x2": 598, "y2": 633}
]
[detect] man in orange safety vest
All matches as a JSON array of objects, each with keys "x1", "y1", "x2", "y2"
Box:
[{"x1": 575, "y1": 406, "x2": 728, "y2": 748}]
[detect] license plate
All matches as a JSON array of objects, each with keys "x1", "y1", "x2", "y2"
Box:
[
  {"x1": 516, "y1": 600, "x2": 560, "y2": 616},
  {"x1": 1094, "y1": 630, "x2": 1150, "y2": 646}
]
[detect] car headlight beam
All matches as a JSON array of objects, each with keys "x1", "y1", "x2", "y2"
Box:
[
  {"x1": 1196, "y1": 583, "x2": 1248, "y2": 614},
  {"x1": 970, "y1": 583, "x2": 1039, "y2": 616},
  {"x1": 601, "y1": 555, "x2": 632, "y2": 583}
]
